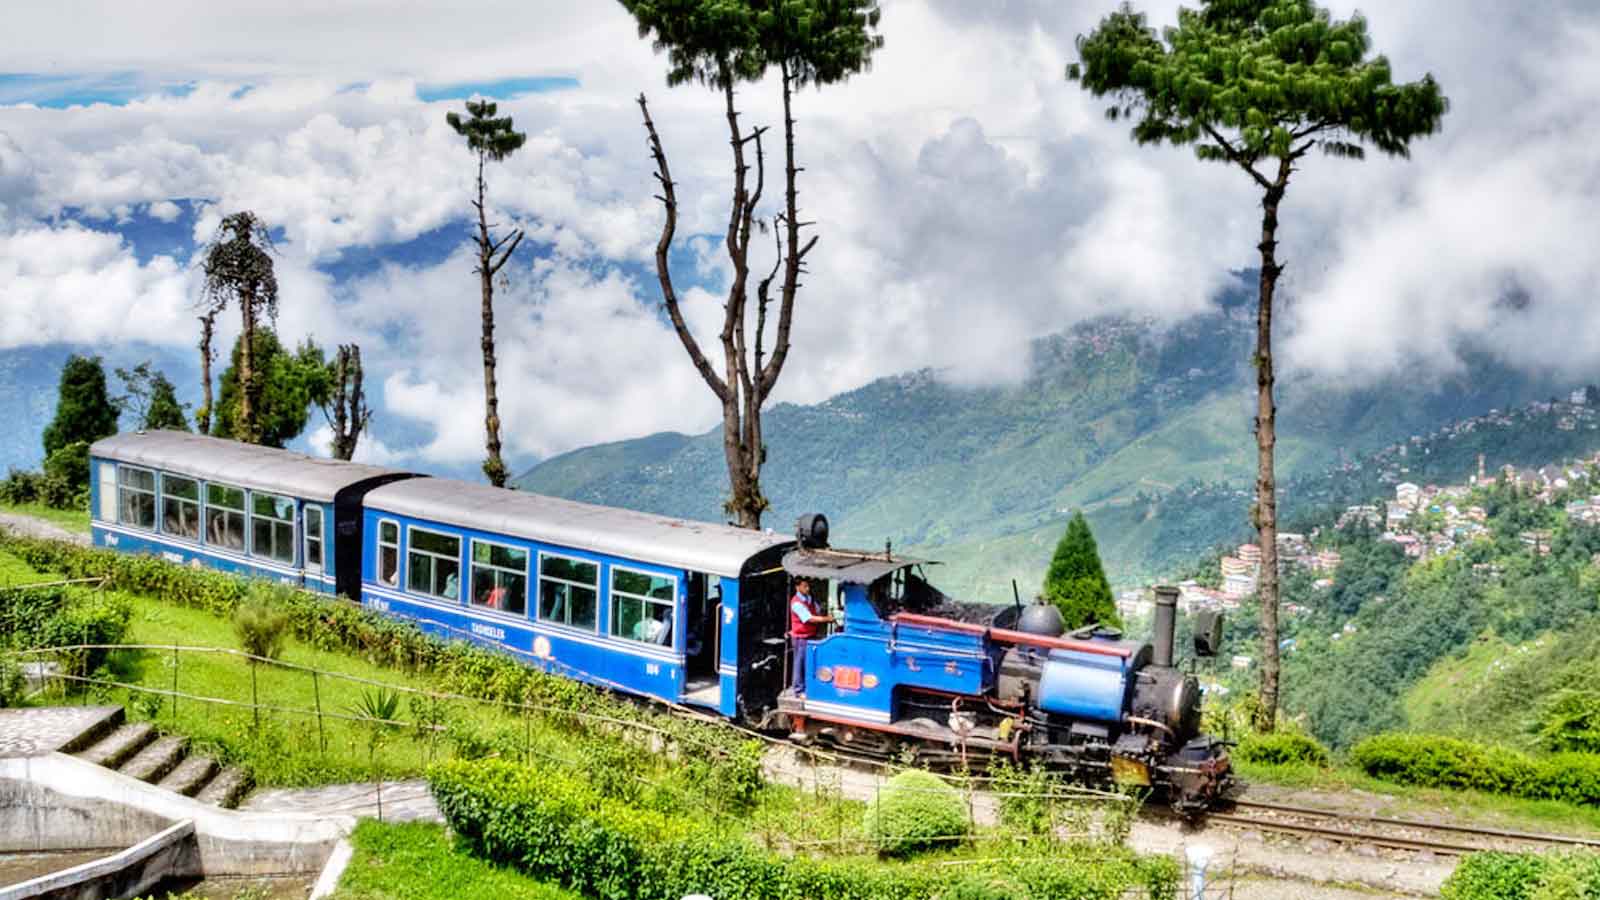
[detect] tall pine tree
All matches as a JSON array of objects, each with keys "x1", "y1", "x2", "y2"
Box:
[
  {"x1": 1068, "y1": 0, "x2": 1446, "y2": 730},
  {"x1": 1042, "y1": 511, "x2": 1119, "y2": 630}
]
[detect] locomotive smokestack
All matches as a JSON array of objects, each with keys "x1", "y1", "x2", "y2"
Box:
[{"x1": 1152, "y1": 585, "x2": 1178, "y2": 668}]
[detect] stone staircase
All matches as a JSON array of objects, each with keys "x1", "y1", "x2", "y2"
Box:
[{"x1": 68, "y1": 709, "x2": 253, "y2": 808}]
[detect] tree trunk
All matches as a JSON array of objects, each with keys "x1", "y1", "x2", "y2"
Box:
[
  {"x1": 1253, "y1": 159, "x2": 1292, "y2": 733},
  {"x1": 197, "y1": 313, "x2": 215, "y2": 435},
  {"x1": 476, "y1": 153, "x2": 508, "y2": 488},
  {"x1": 239, "y1": 287, "x2": 257, "y2": 443}
]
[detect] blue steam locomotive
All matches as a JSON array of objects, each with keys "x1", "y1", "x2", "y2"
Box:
[{"x1": 87, "y1": 431, "x2": 1232, "y2": 810}]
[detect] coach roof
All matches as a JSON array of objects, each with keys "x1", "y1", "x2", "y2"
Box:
[
  {"x1": 90, "y1": 431, "x2": 408, "y2": 503},
  {"x1": 364, "y1": 477, "x2": 794, "y2": 578}
]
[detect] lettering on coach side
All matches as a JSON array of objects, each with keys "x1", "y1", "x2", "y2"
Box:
[
  {"x1": 369, "y1": 596, "x2": 391, "y2": 612},
  {"x1": 471, "y1": 622, "x2": 507, "y2": 642}
]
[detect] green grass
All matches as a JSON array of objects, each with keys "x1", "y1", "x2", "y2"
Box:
[
  {"x1": 0, "y1": 502, "x2": 90, "y2": 533},
  {"x1": 332, "y1": 820, "x2": 581, "y2": 900},
  {"x1": 0, "y1": 549, "x2": 45, "y2": 585}
]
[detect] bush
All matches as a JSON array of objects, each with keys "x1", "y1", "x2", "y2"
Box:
[
  {"x1": 862, "y1": 769, "x2": 970, "y2": 857},
  {"x1": 429, "y1": 759, "x2": 1179, "y2": 900},
  {"x1": 1351, "y1": 733, "x2": 1600, "y2": 805},
  {"x1": 1, "y1": 584, "x2": 130, "y2": 674},
  {"x1": 1234, "y1": 731, "x2": 1331, "y2": 768},
  {"x1": 1538, "y1": 690, "x2": 1600, "y2": 754},
  {"x1": 1443, "y1": 850, "x2": 1600, "y2": 900},
  {"x1": 42, "y1": 441, "x2": 91, "y2": 495},
  {"x1": 233, "y1": 587, "x2": 291, "y2": 661},
  {"x1": 0, "y1": 656, "x2": 24, "y2": 708},
  {"x1": 0, "y1": 469, "x2": 41, "y2": 505}
]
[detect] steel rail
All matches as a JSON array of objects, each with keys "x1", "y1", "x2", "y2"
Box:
[
  {"x1": 1230, "y1": 798, "x2": 1600, "y2": 848},
  {"x1": 1205, "y1": 810, "x2": 1484, "y2": 856}
]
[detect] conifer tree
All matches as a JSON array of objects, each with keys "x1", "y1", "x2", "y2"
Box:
[
  {"x1": 200, "y1": 211, "x2": 279, "y2": 443},
  {"x1": 447, "y1": 99, "x2": 526, "y2": 488},
  {"x1": 1068, "y1": 0, "x2": 1447, "y2": 730},
  {"x1": 1042, "y1": 511, "x2": 1119, "y2": 630},
  {"x1": 41, "y1": 355, "x2": 120, "y2": 494}
]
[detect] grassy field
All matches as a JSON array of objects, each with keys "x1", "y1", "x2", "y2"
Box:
[
  {"x1": 332, "y1": 820, "x2": 581, "y2": 900},
  {"x1": 0, "y1": 501, "x2": 89, "y2": 533}
]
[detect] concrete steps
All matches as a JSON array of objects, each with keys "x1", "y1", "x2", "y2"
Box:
[
  {"x1": 69, "y1": 710, "x2": 253, "y2": 809},
  {"x1": 157, "y1": 753, "x2": 219, "y2": 796},
  {"x1": 121, "y1": 734, "x2": 188, "y2": 783},
  {"x1": 75, "y1": 722, "x2": 157, "y2": 768},
  {"x1": 194, "y1": 766, "x2": 253, "y2": 809}
]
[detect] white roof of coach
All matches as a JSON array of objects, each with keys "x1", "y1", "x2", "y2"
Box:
[
  {"x1": 364, "y1": 477, "x2": 793, "y2": 578},
  {"x1": 90, "y1": 431, "x2": 405, "y2": 502}
]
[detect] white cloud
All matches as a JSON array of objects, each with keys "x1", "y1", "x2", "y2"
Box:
[{"x1": 0, "y1": 0, "x2": 1597, "y2": 470}]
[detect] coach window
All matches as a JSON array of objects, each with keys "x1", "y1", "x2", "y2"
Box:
[
  {"x1": 408, "y1": 527, "x2": 461, "y2": 600},
  {"x1": 205, "y1": 483, "x2": 247, "y2": 551},
  {"x1": 304, "y1": 506, "x2": 324, "y2": 573},
  {"x1": 377, "y1": 520, "x2": 400, "y2": 587},
  {"x1": 117, "y1": 467, "x2": 157, "y2": 531},
  {"x1": 538, "y1": 553, "x2": 598, "y2": 632},
  {"x1": 611, "y1": 568, "x2": 675, "y2": 647},
  {"x1": 470, "y1": 540, "x2": 528, "y2": 616},
  {"x1": 160, "y1": 475, "x2": 201, "y2": 541},
  {"x1": 250, "y1": 492, "x2": 296, "y2": 564}
]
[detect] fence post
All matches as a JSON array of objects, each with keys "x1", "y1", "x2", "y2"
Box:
[
  {"x1": 251, "y1": 662, "x2": 260, "y2": 732},
  {"x1": 170, "y1": 646, "x2": 179, "y2": 725},
  {"x1": 313, "y1": 670, "x2": 326, "y2": 755}
]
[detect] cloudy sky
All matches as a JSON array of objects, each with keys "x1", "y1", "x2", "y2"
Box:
[{"x1": 2, "y1": 0, "x2": 1597, "y2": 472}]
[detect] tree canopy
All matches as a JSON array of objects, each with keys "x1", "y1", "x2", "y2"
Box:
[
  {"x1": 115, "y1": 362, "x2": 190, "y2": 432},
  {"x1": 43, "y1": 355, "x2": 120, "y2": 458},
  {"x1": 446, "y1": 100, "x2": 527, "y2": 162},
  {"x1": 214, "y1": 329, "x2": 330, "y2": 449},
  {"x1": 1042, "y1": 511, "x2": 1119, "y2": 630},
  {"x1": 620, "y1": 0, "x2": 883, "y2": 89},
  {"x1": 1067, "y1": 0, "x2": 1447, "y2": 173}
]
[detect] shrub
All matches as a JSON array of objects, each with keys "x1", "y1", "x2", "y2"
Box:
[
  {"x1": 0, "y1": 469, "x2": 41, "y2": 505},
  {"x1": 233, "y1": 587, "x2": 291, "y2": 661},
  {"x1": 1234, "y1": 731, "x2": 1331, "y2": 768},
  {"x1": 0, "y1": 656, "x2": 24, "y2": 708},
  {"x1": 1352, "y1": 733, "x2": 1600, "y2": 806},
  {"x1": 1538, "y1": 690, "x2": 1600, "y2": 754},
  {"x1": 42, "y1": 441, "x2": 91, "y2": 496},
  {"x1": 863, "y1": 769, "x2": 970, "y2": 857},
  {"x1": 1442, "y1": 852, "x2": 1549, "y2": 900},
  {"x1": 1443, "y1": 850, "x2": 1600, "y2": 900},
  {"x1": 429, "y1": 759, "x2": 1179, "y2": 900}
]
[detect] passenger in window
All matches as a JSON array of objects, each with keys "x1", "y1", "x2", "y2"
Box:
[{"x1": 443, "y1": 571, "x2": 459, "y2": 600}]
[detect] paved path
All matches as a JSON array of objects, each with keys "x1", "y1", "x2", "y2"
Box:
[
  {"x1": 0, "y1": 705, "x2": 120, "y2": 759},
  {"x1": 239, "y1": 780, "x2": 442, "y2": 824},
  {"x1": 0, "y1": 510, "x2": 90, "y2": 546}
]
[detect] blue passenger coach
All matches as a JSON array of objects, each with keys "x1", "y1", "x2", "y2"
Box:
[
  {"x1": 88, "y1": 432, "x2": 414, "y2": 596},
  {"x1": 358, "y1": 478, "x2": 794, "y2": 716}
]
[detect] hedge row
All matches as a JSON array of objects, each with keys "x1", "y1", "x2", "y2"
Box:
[
  {"x1": 1443, "y1": 851, "x2": 1600, "y2": 900},
  {"x1": 0, "y1": 530, "x2": 751, "y2": 760},
  {"x1": 1, "y1": 583, "x2": 130, "y2": 678},
  {"x1": 1233, "y1": 731, "x2": 1331, "y2": 768},
  {"x1": 428, "y1": 759, "x2": 1179, "y2": 900},
  {"x1": 1351, "y1": 733, "x2": 1600, "y2": 805}
]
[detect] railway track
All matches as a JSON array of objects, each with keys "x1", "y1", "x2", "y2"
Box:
[{"x1": 1206, "y1": 798, "x2": 1600, "y2": 857}]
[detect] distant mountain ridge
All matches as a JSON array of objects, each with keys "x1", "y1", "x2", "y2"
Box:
[{"x1": 516, "y1": 291, "x2": 1591, "y2": 598}]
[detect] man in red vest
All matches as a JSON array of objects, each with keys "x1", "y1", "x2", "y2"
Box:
[{"x1": 788, "y1": 577, "x2": 833, "y2": 695}]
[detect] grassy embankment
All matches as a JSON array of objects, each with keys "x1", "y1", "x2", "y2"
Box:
[
  {"x1": 331, "y1": 820, "x2": 581, "y2": 900},
  {"x1": 0, "y1": 501, "x2": 90, "y2": 533},
  {"x1": 2, "y1": 545, "x2": 870, "y2": 850}
]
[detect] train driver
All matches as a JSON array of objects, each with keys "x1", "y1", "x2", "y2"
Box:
[{"x1": 787, "y1": 577, "x2": 834, "y2": 695}]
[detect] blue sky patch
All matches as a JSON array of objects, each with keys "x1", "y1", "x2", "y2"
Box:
[
  {"x1": 0, "y1": 72, "x2": 194, "y2": 108},
  {"x1": 417, "y1": 76, "x2": 579, "y2": 103}
]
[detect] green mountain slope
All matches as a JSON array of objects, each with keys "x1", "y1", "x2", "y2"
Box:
[{"x1": 516, "y1": 301, "x2": 1588, "y2": 598}]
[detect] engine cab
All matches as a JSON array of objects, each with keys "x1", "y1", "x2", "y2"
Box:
[{"x1": 775, "y1": 521, "x2": 1232, "y2": 811}]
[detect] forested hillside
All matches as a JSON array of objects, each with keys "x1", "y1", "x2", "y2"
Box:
[
  {"x1": 517, "y1": 291, "x2": 1592, "y2": 598},
  {"x1": 1194, "y1": 462, "x2": 1600, "y2": 752}
]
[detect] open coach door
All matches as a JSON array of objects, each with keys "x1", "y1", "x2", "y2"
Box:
[{"x1": 735, "y1": 544, "x2": 792, "y2": 724}]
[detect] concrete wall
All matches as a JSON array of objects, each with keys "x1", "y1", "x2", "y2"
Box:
[
  {"x1": 0, "y1": 754, "x2": 350, "y2": 877},
  {"x1": 0, "y1": 821, "x2": 198, "y2": 900}
]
